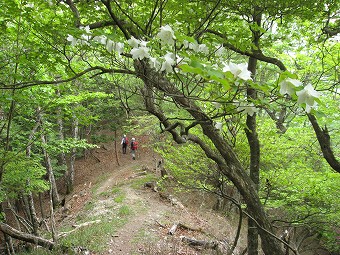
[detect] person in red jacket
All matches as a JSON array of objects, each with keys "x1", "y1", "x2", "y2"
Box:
[{"x1": 130, "y1": 137, "x2": 138, "y2": 160}]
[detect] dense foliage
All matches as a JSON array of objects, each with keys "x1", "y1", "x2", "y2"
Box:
[{"x1": 0, "y1": 0, "x2": 339, "y2": 254}]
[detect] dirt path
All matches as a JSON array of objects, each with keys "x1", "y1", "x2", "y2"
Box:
[
  {"x1": 105, "y1": 186, "x2": 174, "y2": 254},
  {"x1": 92, "y1": 152, "x2": 188, "y2": 254},
  {"x1": 57, "y1": 136, "x2": 236, "y2": 255}
]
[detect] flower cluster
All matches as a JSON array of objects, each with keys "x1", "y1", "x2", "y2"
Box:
[
  {"x1": 67, "y1": 26, "x2": 92, "y2": 46},
  {"x1": 66, "y1": 24, "x2": 320, "y2": 115},
  {"x1": 279, "y1": 78, "x2": 320, "y2": 113}
]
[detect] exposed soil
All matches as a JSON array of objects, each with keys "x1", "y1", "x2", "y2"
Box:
[{"x1": 54, "y1": 133, "x2": 241, "y2": 255}]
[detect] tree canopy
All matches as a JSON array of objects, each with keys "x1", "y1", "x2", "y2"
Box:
[{"x1": 0, "y1": 0, "x2": 339, "y2": 254}]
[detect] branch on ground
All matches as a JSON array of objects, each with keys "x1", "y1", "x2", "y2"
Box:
[{"x1": 0, "y1": 222, "x2": 54, "y2": 250}]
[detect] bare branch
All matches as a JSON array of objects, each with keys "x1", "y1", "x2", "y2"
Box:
[{"x1": 1, "y1": 67, "x2": 135, "y2": 90}]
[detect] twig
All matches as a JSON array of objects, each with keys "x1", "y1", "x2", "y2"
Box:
[{"x1": 58, "y1": 220, "x2": 101, "y2": 238}]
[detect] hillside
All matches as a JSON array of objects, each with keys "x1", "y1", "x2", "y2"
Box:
[{"x1": 48, "y1": 134, "x2": 243, "y2": 255}]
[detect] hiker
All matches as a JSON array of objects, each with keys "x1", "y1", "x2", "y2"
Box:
[
  {"x1": 130, "y1": 137, "x2": 138, "y2": 160},
  {"x1": 121, "y1": 134, "x2": 128, "y2": 154}
]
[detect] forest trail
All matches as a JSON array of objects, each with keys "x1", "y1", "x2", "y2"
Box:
[{"x1": 55, "y1": 134, "x2": 237, "y2": 255}]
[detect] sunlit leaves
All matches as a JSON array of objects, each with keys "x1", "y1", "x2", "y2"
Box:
[{"x1": 1, "y1": 153, "x2": 48, "y2": 201}]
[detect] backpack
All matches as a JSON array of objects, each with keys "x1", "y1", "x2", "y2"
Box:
[
  {"x1": 131, "y1": 141, "x2": 138, "y2": 150},
  {"x1": 123, "y1": 137, "x2": 128, "y2": 144}
]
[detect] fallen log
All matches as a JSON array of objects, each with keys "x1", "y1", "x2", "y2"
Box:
[
  {"x1": 167, "y1": 222, "x2": 203, "y2": 235},
  {"x1": 178, "y1": 223, "x2": 203, "y2": 233},
  {"x1": 180, "y1": 235, "x2": 218, "y2": 250},
  {"x1": 0, "y1": 222, "x2": 54, "y2": 250}
]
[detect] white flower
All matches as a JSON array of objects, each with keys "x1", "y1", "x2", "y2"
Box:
[
  {"x1": 236, "y1": 102, "x2": 258, "y2": 116},
  {"x1": 215, "y1": 122, "x2": 223, "y2": 130},
  {"x1": 198, "y1": 44, "x2": 209, "y2": 54},
  {"x1": 67, "y1": 34, "x2": 78, "y2": 46},
  {"x1": 81, "y1": 34, "x2": 91, "y2": 42},
  {"x1": 115, "y1": 42, "x2": 124, "y2": 54},
  {"x1": 160, "y1": 52, "x2": 176, "y2": 72},
  {"x1": 127, "y1": 36, "x2": 140, "y2": 48},
  {"x1": 149, "y1": 57, "x2": 161, "y2": 69},
  {"x1": 296, "y1": 83, "x2": 320, "y2": 108},
  {"x1": 183, "y1": 40, "x2": 189, "y2": 48},
  {"x1": 222, "y1": 63, "x2": 230, "y2": 72},
  {"x1": 93, "y1": 35, "x2": 102, "y2": 43},
  {"x1": 215, "y1": 45, "x2": 225, "y2": 56},
  {"x1": 80, "y1": 25, "x2": 91, "y2": 34},
  {"x1": 93, "y1": 35, "x2": 107, "y2": 45},
  {"x1": 140, "y1": 40, "x2": 148, "y2": 47},
  {"x1": 156, "y1": 25, "x2": 176, "y2": 45},
  {"x1": 189, "y1": 41, "x2": 199, "y2": 52},
  {"x1": 106, "y1": 39, "x2": 115, "y2": 53},
  {"x1": 279, "y1": 78, "x2": 302, "y2": 96},
  {"x1": 212, "y1": 102, "x2": 221, "y2": 109},
  {"x1": 130, "y1": 46, "x2": 150, "y2": 60},
  {"x1": 305, "y1": 101, "x2": 318, "y2": 113},
  {"x1": 329, "y1": 34, "x2": 340, "y2": 42},
  {"x1": 228, "y1": 62, "x2": 252, "y2": 81},
  {"x1": 100, "y1": 36, "x2": 107, "y2": 45}
]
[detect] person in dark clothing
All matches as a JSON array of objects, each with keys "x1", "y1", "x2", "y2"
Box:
[
  {"x1": 121, "y1": 134, "x2": 128, "y2": 154},
  {"x1": 130, "y1": 137, "x2": 138, "y2": 160}
]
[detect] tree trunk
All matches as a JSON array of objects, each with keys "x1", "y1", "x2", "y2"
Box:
[
  {"x1": 48, "y1": 177, "x2": 57, "y2": 242},
  {"x1": 26, "y1": 181, "x2": 39, "y2": 235},
  {"x1": 26, "y1": 114, "x2": 42, "y2": 235},
  {"x1": 41, "y1": 134, "x2": 60, "y2": 208},
  {"x1": 66, "y1": 116, "x2": 78, "y2": 194},
  {"x1": 56, "y1": 95, "x2": 67, "y2": 175},
  {"x1": 19, "y1": 194, "x2": 31, "y2": 225},
  {"x1": 38, "y1": 193, "x2": 45, "y2": 219},
  {"x1": 245, "y1": 7, "x2": 262, "y2": 255},
  {"x1": 114, "y1": 130, "x2": 120, "y2": 166}
]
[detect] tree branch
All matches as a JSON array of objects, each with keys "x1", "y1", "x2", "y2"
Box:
[
  {"x1": 307, "y1": 113, "x2": 340, "y2": 173},
  {"x1": 1, "y1": 67, "x2": 135, "y2": 89},
  {"x1": 100, "y1": 0, "x2": 131, "y2": 40}
]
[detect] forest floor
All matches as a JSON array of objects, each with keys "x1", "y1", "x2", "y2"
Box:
[{"x1": 52, "y1": 132, "x2": 245, "y2": 255}]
